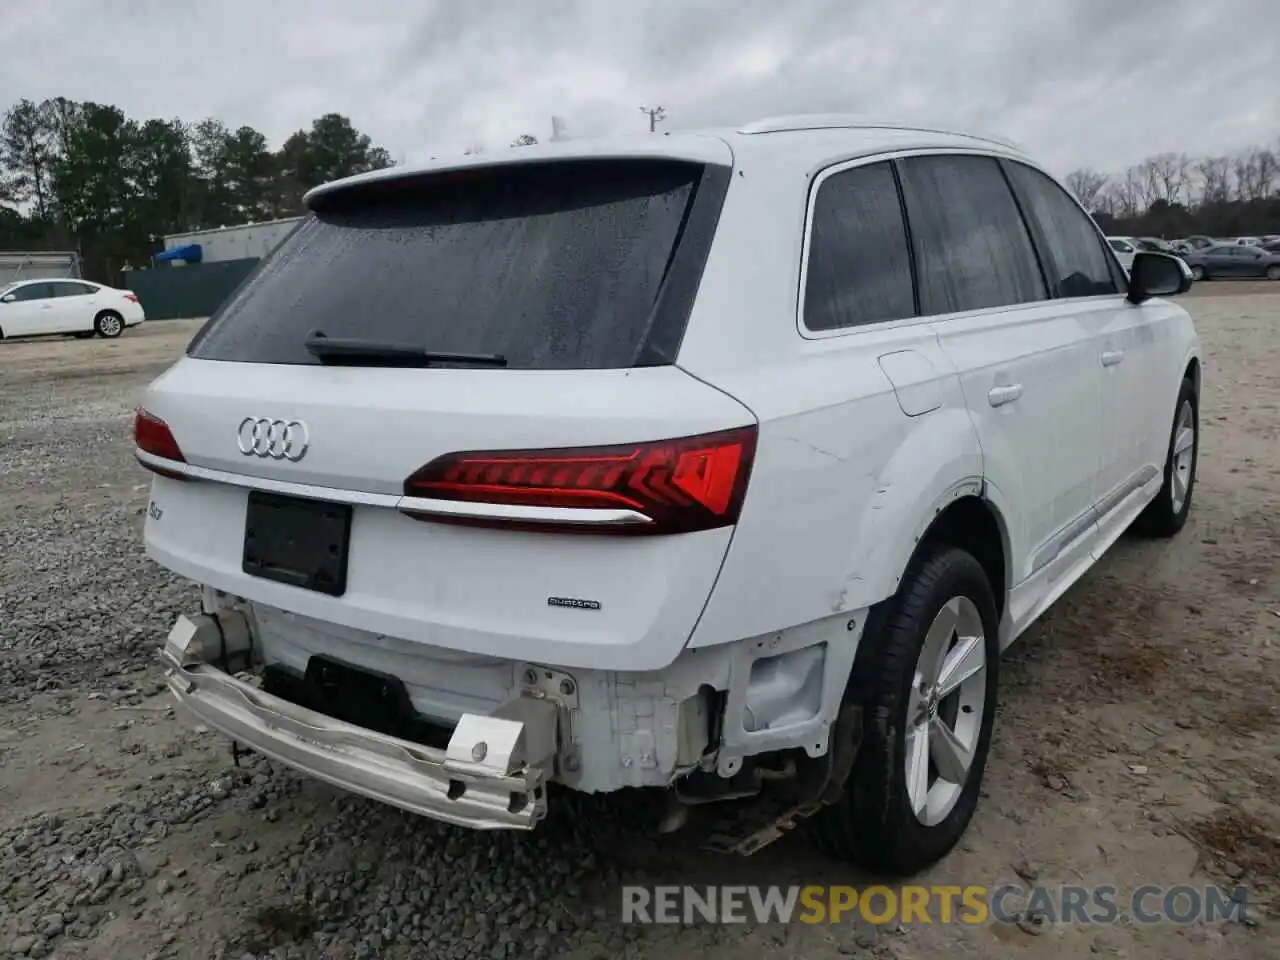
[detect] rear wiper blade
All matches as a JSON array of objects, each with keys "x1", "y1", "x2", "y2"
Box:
[{"x1": 304, "y1": 330, "x2": 507, "y2": 368}]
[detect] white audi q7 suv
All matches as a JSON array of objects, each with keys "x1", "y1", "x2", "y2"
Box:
[{"x1": 137, "y1": 116, "x2": 1200, "y2": 876}]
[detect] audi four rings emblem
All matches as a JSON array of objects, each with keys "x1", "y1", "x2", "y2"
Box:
[{"x1": 237, "y1": 417, "x2": 310, "y2": 461}]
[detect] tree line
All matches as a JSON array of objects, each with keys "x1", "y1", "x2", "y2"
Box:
[
  {"x1": 0, "y1": 97, "x2": 396, "y2": 280},
  {"x1": 4, "y1": 93, "x2": 1276, "y2": 282},
  {"x1": 1066, "y1": 140, "x2": 1280, "y2": 239}
]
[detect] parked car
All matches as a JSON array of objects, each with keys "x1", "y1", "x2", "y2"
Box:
[
  {"x1": 0, "y1": 278, "x2": 145, "y2": 340},
  {"x1": 1182, "y1": 235, "x2": 1216, "y2": 250},
  {"x1": 1182, "y1": 244, "x2": 1280, "y2": 281},
  {"x1": 1234, "y1": 237, "x2": 1263, "y2": 247},
  {"x1": 137, "y1": 117, "x2": 1200, "y2": 877},
  {"x1": 1170, "y1": 240, "x2": 1194, "y2": 256},
  {"x1": 1134, "y1": 237, "x2": 1177, "y2": 254},
  {"x1": 1107, "y1": 236, "x2": 1137, "y2": 270},
  {"x1": 1262, "y1": 240, "x2": 1280, "y2": 255}
]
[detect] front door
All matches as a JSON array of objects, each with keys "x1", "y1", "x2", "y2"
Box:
[
  {"x1": 997, "y1": 160, "x2": 1158, "y2": 546},
  {"x1": 2, "y1": 282, "x2": 57, "y2": 336}
]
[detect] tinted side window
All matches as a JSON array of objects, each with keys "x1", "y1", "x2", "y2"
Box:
[
  {"x1": 897, "y1": 154, "x2": 1046, "y2": 315},
  {"x1": 11, "y1": 283, "x2": 53, "y2": 302},
  {"x1": 803, "y1": 161, "x2": 916, "y2": 331},
  {"x1": 51, "y1": 281, "x2": 96, "y2": 296},
  {"x1": 1109, "y1": 240, "x2": 1130, "y2": 252},
  {"x1": 1003, "y1": 161, "x2": 1122, "y2": 298}
]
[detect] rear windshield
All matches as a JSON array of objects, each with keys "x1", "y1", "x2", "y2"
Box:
[{"x1": 187, "y1": 159, "x2": 710, "y2": 369}]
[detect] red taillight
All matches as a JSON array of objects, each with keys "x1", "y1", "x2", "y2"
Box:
[
  {"x1": 402, "y1": 426, "x2": 758, "y2": 534},
  {"x1": 123, "y1": 292, "x2": 139, "y2": 303},
  {"x1": 134, "y1": 408, "x2": 188, "y2": 480}
]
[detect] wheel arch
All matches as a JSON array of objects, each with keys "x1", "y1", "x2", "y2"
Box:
[
  {"x1": 845, "y1": 492, "x2": 1010, "y2": 703},
  {"x1": 1183, "y1": 355, "x2": 1200, "y2": 396}
]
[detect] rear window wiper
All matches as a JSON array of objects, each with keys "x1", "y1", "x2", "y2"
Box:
[{"x1": 304, "y1": 330, "x2": 507, "y2": 368}]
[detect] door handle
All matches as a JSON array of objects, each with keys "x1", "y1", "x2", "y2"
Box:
[
  {"x1": 39, "y1": 304, "x2": 53, "y2": 310},
  {"x1": 1101, "y1": 350, "x2": 1125, "y2": 367},
  {"x1": 987, "y1": 383, "x2": 1023, "y2": 407}
]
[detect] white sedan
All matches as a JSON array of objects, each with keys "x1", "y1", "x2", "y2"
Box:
[
  {"x1": 1106, "y1": 236, "x2": 1137, "y2": 271},
  {"x1": 0, "y1": 278, "x2": 146, "y2": 341}
]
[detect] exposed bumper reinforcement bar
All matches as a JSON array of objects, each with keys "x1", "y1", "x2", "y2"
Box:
[{"x1": 160, "y1": 613, "x2": 557, "y2": 831}]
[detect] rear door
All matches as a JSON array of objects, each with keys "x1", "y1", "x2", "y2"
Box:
[
  {"x1": 48, "y1": 280, "x2": 99, "y2": 332},
  {"x1": 902, "y1": 152, "x2": 1104, "y2": 591},
  {"x1": 1239, "y1": 247, "x2": 1269, "y2": 277},
  {"x1": 1206, "y1": 246, "x2": 1238, "y2": 276},
  {"x1": 141, "y1": 156, "x2": 754, "y2": 672}
]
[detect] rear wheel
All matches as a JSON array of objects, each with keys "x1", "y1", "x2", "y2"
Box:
[
  {"x1": 1190, "y1": 265, "x2": 1206, "y2": 281},
  {"x1": 1266, "y1": 265, "x2": 1280, "y2": 281},
  {"x1": 1134, "y1": 376, "x2": 1198, "y2": 537},
  {"x1": 94, "y1": 311, "x2": 124, "y2": 338},
  {"x1": 811, "y1": 546, "x2": 1000, "y2": 876}
]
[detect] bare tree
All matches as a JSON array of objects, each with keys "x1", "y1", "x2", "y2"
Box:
[
  {"x1": 1136, "y1": 159, "x2": 1170, "y2": 210},
  {"x1": 1094, "y1": 182, "x2": 1123, "y2": 218},
  {"x1": 639, "y1": 105, "x2": 666, "y2": 133},
  {"x1": 1195, "y1": 155, "x2": 1232, "y2": 206},
  {"x1": 1256, "y1": 148, "x2": 1278, "y2": 201},
  {"x1": 1146, "y1": 152, "x2": 1191, "y2": 206},
  {"x1": 1233, "y1": 150, "x2": 1257, "y2": 202},
  {"x1": 1231, "y1": 147, "x2": 1278, "y2": 202},
  {"x1": 1064, "y1": 168, "x2": 1109, "y2": 211},
  {"x1": 510, "y1": 133, "x2": 538, "y2": 147},
  {"x1": 1116, "y1": 166, "x2": 1146, "y2": 217}
]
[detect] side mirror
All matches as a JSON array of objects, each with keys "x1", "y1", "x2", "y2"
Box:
[{"x1": 1127, "y1": 252, "x2": 1192, "y2": 304}]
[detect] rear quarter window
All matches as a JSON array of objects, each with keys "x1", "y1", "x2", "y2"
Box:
[
  {"x1": 188, "y1": 159, "x2": 725, "y2": 369},
  {"x1": 803, "y1": 160, "x2": 917, "y2": 331}
]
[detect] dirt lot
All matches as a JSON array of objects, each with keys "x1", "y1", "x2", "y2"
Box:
[{"x1": 0, "y1": 284, "x2": 1277, "y2": 959}]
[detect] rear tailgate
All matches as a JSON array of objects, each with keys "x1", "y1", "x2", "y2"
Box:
[{"x1": 140, "y1": 153, "x2": 752, "y2": 672}]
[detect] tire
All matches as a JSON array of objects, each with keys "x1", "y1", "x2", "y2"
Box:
[
  {"x1": 1190, "y1": 265, "x2": 1206, "y2": 281},
  {"x1": 1267, "y1": 265, "x2": 1280, "y2": 281},
  {"x1": 94, "y1": 311, "x2": 124, "y2": 338},
  {"x1": 1133, "y1": 376, "x2": 1198, "y2": 538},
  {"x1": 811, "y1": 545, "x2": 1000, "y2": 876}
]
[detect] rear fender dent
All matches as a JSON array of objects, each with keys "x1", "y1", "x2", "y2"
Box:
[{"x1": 835, "y1": 408, "x2": 984, "y2": 607}]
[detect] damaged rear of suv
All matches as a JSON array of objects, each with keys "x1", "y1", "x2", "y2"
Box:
[{"x1": 140, "y1": 118, "x2": 1200, "y2": 876}]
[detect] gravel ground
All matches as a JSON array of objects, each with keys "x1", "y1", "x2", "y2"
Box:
[{"x1": 1, "y1": 286, "x2": 1278, "y2": 960}]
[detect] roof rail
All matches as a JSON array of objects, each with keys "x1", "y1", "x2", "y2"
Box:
[{"x1": 736, "y1": 114, "x2": 1022, "y2": 150}]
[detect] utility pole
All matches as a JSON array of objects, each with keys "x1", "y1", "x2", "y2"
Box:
[{"x1": 639, "y1": 105, "x2": 666, "y2": 133}]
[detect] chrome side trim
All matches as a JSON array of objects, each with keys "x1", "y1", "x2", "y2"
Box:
[
  {"x1": 1094, "y1": 464, "x2": 1160, "y2": 521},
  {"x1": 136, "y1": 450, "x2": 654, "y2": 526},
  {"x1": 1028, "y1": 464, "x2": 1161, "y2": 575},
  {"x1": 1029, "y1": 509, "x2": 1098, "y2": 576}
]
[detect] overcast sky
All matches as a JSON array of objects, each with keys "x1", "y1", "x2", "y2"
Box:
[{"x1": 2, "y1": 0, "x2": 1277, "y2": 176}]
